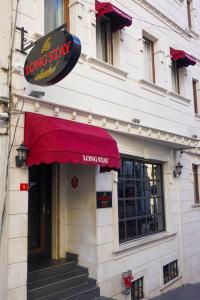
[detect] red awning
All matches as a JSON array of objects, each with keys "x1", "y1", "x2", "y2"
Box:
[
  {"x1": 95, "y1": 0, "x2": 132, "y2": 32},
  {"x1": 24, "y1": 112, "x2": 120, "y2": 169},
  {"x1": 170, "y1": 47, "x2": 196, "y2": 68}
]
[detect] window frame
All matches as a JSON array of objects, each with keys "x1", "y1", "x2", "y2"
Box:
[
  {"x1": 192, "y1": 164, "x2": 200, "y2": 204},
  {"x1": 193, "y1": 79, "x2": 198, "y2": 114},
  {"x1": 44, "y1": 0, "x2": 69, "y2": 34},
  {"x1": 96, "y1": 15, "x2": 113, "y2": 65},
  {"x1": 163, "y1": 260, "x2": 179, "y2": 284},
  {"x1": 131, "y1": 277, "x2": 144, "y2": 300},
  {"x1": 187, "y1": 0, "x2": 192, "y2": 29},
  {"x1": 143, "y1": 37, "x2": 155, "y2": 84},
  {"x1": 118, "y1": 156, "x2": 165, "y2": 244},
  {"x1": 171, "y1": 61, "x2": 180, "y2": 94}
]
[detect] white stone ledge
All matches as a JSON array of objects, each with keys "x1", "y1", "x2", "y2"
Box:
[
  {"x1": 78, "y1": 52, "x2": 87, "y2": 64},
  {"x1": 113, "y1": 231, "x2": 177, "y2": 258},
  {"x1": 139, "y1": 79, "x2": 167, "y2": 96},
  {"x1": 168, "y1": 91, "x2": 191, "y2": 105},
  {"x1": 160, "y1": 275, "x2": 182, "y2": 291},
  {"x1": 195, "y1": 114, "x2": 200, "y2": 121},
  {"x1": 87, "y1": 57, "x2": 128, "y2": 80},
  {"x1": 185, "y1": 28, "x2": 199, "y2": 39},
  {"x1": 191, "y1": 203, "x2": 200, "y2": 209}
]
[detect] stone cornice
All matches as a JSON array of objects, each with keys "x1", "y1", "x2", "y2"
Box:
[
  {"x1": 134, "y1": 0, "x2": 194, "y2": 40},
  {"x1": 13, "y1": 93, "x2": 200, "y2": 151}
]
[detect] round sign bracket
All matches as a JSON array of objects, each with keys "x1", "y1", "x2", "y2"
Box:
[{"x1": 16, "y1": 23, "x2": 68, "y2": 55}]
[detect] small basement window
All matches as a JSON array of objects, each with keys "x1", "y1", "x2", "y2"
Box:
[
  {"x1": 163, "y1": 260, "x2": 178, "y2": 284},
  {"x1": 131, "y1": 277, "x2": 144, "y2": 300}
]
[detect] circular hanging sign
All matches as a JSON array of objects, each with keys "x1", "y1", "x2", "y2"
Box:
[
  {"x1": 71, "y1": 176, "x2": 78, "y2": 189},
  {"x1": 24, "y1": 30, "x2": 81, "y2": 86}
]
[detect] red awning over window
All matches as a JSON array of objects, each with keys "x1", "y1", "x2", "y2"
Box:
[
  {"x1": 170, "y1": 47, "x2": 196, "y2": 68},
  {"x1": 95, "y1": 0, "x2": 132, "y2": 32},
  {"x1": 24, "y1": 112, "x2": 120, "y2": 169}
]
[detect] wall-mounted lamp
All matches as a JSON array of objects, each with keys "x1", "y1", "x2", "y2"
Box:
[
  {"x1": 173, "y1": 161, "x2": 183, "y2": 178},
  {"x1": 16, "y1": 143, "x2": 29, "y2": 167}
]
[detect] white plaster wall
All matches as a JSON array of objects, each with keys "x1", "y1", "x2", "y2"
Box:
[
  {"x1": 11, "y1": 0, "x2": 200, "y2": 138},
  {"x1": 7, "y1": 113, "x2": 28, "y2": 300},
  {"x1": 95, "y1": 133, "x2": 185, "y2": 299},
  {"x1": 0, "y1": 136, "x2": 9, "y2": 300},
  {"x1": 66, "y1": 164, "x2": 97, "y2": 278},
  {"x1": 3, "y1": 0, "x2": 200, "y2": 299}
]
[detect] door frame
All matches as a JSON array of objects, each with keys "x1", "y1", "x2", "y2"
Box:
[
  {"x1": 28, "y1": 164, "x2": 52, "y2": 260},
  {"x1": 52, "y1": 163, "x2": 67, "y2": 259}
]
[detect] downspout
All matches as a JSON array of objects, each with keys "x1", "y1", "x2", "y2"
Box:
[{"x1": 0, "y1": 0, "x2": 19, "y2": 240}]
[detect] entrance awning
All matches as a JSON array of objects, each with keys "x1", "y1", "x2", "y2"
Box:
[
  {"x1": 95, "y1": 0, "x2": 132, "y2": 32},
  {"x1": 24, "y1": 112, "x2": 120, "y2": 169},
  {"x1": 170, "y1": 47, "x2": 196, "y2": 68}
]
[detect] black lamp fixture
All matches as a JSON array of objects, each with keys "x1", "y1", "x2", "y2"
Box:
[
  {"x1": 173, "y1": 161, "x2": 183, "y2": 178},
  {"x1": 16, "y1": 143, "x2": 29, "y2": 167}
]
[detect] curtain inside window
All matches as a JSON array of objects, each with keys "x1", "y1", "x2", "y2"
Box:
[
  {"x1": 143, "y1": 38, "x2": 153, "y2": 82},
  {"x1": 44, "y1": 0, "x2": 64, "y2": 34},
  {"x1": 171, "y1": 61, "x2": 179, "y2": 93},
  {"x1": 96, "y1": 17, "x2": 112, "y2": 64},
  {"x1": 96, "y1": 19, "x2": 104, "y2": 61}
]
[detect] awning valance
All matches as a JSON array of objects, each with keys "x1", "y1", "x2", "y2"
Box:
[
  {"x1": 24, "y1": 112, "x2": 120, "y2": 169},
  {"x1": 95, "y1": 0, "x2": 132, "y2": 32},
  {"x1": 170, "y1": 47, "x2": 196, "y2": 68}
]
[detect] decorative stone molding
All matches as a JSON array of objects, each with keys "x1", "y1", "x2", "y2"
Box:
[
  {"x1": 90, "y1": 9, "x2": 96, "y2": 26},
  {"x1": 134, "y1": 0, "x2": 193, "y2": 40},
  {"x1": 69, "y1": 0, "x2": 84, "y2": 8},
  {"x1": 139, "y1": 79, "x2": 168, "y2": 95},
  {"x1": 160, "y1": 275, "x2": 182, "y2": 291},
  {"x1": 167, "y1": 91, "x2": 191, "y2": 105},
  {"x1": 87, "y1": 57, "x2": 128, "y2": 80},
  {"x1": 113, "y1": 231, "x2": 177, "y2": 258},
  {"x1": 13, "y1": 93, "x2": 200, "y2": 151}
]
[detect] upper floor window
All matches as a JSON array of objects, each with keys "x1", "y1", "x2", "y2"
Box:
[
  {"x1": 192, "y1": 164, "x2": 200, "y2": 204},
  {"x1": 170, "y1": 47, "x2": 196, "y2": 95},
  {"x1": 171, "y1": 61, "x2": 180, "y2": 94},
  {"x1": 143, "y1": 37, "x2": 155, "y2": 83},
  {"x1": 95, "y1": 1, "x2": 132, "y2": 65},
  {"x1": 118, "y1": 157, "x2": 165, "y2": 243},
  {"x1": 193, "y1": 79, "x2": 199, "y2": 114},
  {"x1": 187, "y1": 0, "x2": 192, "y2": 29},
  {"x1": 96, "y1": 16, "x2": 113, "y2": 64},
  {"x1": 44, "y1": 0, "x2": 69, "y2": 34}
]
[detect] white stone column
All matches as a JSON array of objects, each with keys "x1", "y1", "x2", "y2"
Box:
[{"x1": 7, "y1": 114, "x2": 28, "y2": 300}]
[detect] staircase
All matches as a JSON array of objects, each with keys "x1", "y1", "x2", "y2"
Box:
[{"x1": 27, "y1": 254, "x2": 114, "y2": 300}]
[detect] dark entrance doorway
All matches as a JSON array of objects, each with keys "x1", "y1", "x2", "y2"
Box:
[{"x1": 28, "y1": 164, "x2": 52, "y2": 262}]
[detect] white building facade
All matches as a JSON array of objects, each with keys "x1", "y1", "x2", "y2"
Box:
[{"x1": 1, "y1": 0, "x2": 200, "y2": 299}]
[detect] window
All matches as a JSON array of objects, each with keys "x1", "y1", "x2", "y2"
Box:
[
  {"x1": 96, "y1": 16, "x2": 113, "y2": 64},
  {"x1": 171, "y1": 61, "x2": 180, "y2": 94},
  {"x1": 192, "y1": 164, "x2": 200, "y2": 204},
  {"x1": 187, "y1": 0, "x2": 192, "y2": 29},
  {"x1": 163, "y1": 260, "x2": 178, "y2": 284},
  {"x1": 131, "y1": 277, "x2": 144, "y2": 300},
  {"x1": 44, "y1": 0, "x2": 69, "y2": 34},
  {"x1": 143, "y1": 37, "x2": 155, "y2": 83},
  {"x1": 118, "y1": 157, "x2": 165, "y2": 243},
  {"x1": 193, "y1": 79, "x2": 198, "y2": 114}
]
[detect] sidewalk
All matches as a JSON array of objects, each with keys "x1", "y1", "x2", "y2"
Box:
[{"x1": 151, "y1": 283, "x2": 200, "y2": 300}]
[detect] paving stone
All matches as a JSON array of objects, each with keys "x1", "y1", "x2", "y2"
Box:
[{"x1": 151, "y1": 283, "x2": 200, "y2": 300}]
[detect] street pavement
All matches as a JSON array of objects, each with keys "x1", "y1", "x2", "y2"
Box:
[{"x1": 151, "y1": 283, "x2": 200, "y2": 300}]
